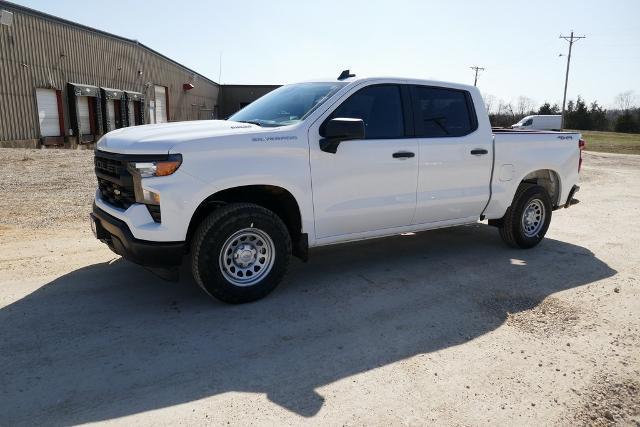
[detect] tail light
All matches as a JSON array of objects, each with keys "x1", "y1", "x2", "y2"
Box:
[{"x1": 578, "y1": 139, "x2": 585, "y2": 172}]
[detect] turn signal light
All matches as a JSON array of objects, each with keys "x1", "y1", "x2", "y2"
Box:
[{"x1": 156, "y1": 160, "x2": 181, "y2": 176}]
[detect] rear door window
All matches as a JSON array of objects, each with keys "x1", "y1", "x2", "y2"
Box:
[
  {"x1": 410, "y1": 86, "x2": 477, "y2": 137},
  {"x1": 329, "y1": 84, "x2": 405, "y2": 139}
]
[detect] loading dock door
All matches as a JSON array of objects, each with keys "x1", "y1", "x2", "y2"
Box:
[
  {"x1": 77, "y1": 96, "x2": 91, "y2": 135},
  {"x1": 35, "y1": 88, "x2": 61, "y2": 136},
  {"x1": 106, "y1": 100, "x2": 116, "y2": 132},
  {"x1": 154, "y1": 85, "x2": 167, "y2": 123},
  {"x1": 128, "y1": 101, "x2": 135, "y2": 126}
]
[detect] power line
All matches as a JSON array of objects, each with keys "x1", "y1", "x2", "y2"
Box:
[
  {"x1": 559, "y1": 31, "x2": 586, "y2": 129},
  {"x1": 470, "y1": 66, "x2": 485, "y2": 86}
]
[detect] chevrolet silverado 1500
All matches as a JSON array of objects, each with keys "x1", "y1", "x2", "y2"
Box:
[{"x1": 90, "y1": 72, "x2": 583, "y2": 303}]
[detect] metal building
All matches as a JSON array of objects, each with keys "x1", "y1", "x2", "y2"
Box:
[{"x1": 0, "y1": 1, "x2": 277, "y2": 149}]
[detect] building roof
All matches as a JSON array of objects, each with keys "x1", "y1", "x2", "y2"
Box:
[{"x1": 0, "y1": 0, "x2": 219, "y2": 86}]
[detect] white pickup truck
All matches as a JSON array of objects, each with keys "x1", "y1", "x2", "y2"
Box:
[{"x1": 91, "y1": 72, "x2": 584, "y2": 303}]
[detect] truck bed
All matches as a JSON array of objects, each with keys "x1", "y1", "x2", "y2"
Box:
[{"x1": 482, "y1": 129, "x2": 581, "y2": 220}]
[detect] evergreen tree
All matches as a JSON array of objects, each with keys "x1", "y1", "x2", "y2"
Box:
[
  {"x1": 538, "y1": 102, "x2": 560, "y2": 115},
  {"x1": 589, "y1": 101, "x2": 608, "y2": 131},
  {"x1": 614, "y1": 111, "x2": 639, "y2": 133}
]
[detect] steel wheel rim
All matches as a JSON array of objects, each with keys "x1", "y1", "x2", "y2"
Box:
[
  {"x1": 521, "y1": 199, "x2": 546, "y2": 237},
  {"x1": 219, "y1": 228, "x2": 275, "y2": 287}
]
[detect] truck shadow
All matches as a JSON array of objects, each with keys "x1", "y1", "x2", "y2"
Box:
[{"x1": 0, "y1": 224, "x2": 616, "y2": 425}]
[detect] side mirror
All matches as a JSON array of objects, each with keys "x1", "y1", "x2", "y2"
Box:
[{"x1": 319, "y1": 118, "x2": 365, "y2": 153}]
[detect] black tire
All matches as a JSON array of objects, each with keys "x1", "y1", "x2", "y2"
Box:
[
  {"x1": 191, "y1": 203, "x2": 291, "y2": 304},
  {"x1": 498, "y1": 184, "x2": 552, "y2": 249}
]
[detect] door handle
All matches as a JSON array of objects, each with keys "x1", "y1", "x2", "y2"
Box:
[
  {"x1": 392, "y1": 151, "x2": 415, "y2": 159},
  {"x1": 470, "y1": 149, "x2": 488, "y2": 155}
]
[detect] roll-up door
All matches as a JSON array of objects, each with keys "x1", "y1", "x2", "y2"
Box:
[
  {"x1": 77, "y1": 96, "x2": 91, "y2": 135},
  {"x1": 154, "y1": 85, "x2": 168, "y2": 123},
  {"x1": 106, "y1": 100, "x2": 116, "y2": 132},
  {"x1": 35, "y1": 88, "x2": 61, "y2": 137},
  {"x1": 128, "y1": 101, "x2": 135, "y2": 126}
]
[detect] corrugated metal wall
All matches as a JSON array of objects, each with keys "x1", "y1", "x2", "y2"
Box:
[{"x1": 0, "y1": 2, "x2": 220, "y2": 143}]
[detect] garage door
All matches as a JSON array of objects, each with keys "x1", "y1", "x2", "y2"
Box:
[
  {"x1": 154, "y1": 85, "x2": 167, "y2": 123},
  {"x1": 77, "y1": 96, "x2": 91, "y2": 135},
  {"x1": 106, "y1": 100, "x2": 115, "y2": 132},
  {"x1": 35, "y1": 88, "x2": 61, "y2": 137},
  {"x1": 128, "y1": 101, "x2": 135, "y2": 126}
]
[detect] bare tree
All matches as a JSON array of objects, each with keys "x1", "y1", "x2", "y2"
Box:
[
  {"x1": 482, "y1": 93, "x2": 497, "y2": 114},
  {"x1": 515, "y1": 96, "x2": 536, "y2": 116},
  {"x1": 498, "y1": 100, "x2": 514, "y2": 116},
  {"x1": 614, "y1": 90, "x2": 637, "y2": 111}
]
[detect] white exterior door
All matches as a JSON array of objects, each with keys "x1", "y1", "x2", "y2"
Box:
[
  {"x1": 77, "y1": 96, "x2": 91, "y2": 135},
  {"x1": 106, "y1": 100, "x2": 116, "y2": 132},
  {"x1": 35, "y1": 88, "x2": 60, "y2": 136},
  {"x1": 309, "y1": 84, "x2": 418, "y2": 239},
  {"x1": 409, "y1": 85, "x2": 492, "y2": 224},
  {"x1": 154, "y1": 85, "x2": 167, "y2": 123}
]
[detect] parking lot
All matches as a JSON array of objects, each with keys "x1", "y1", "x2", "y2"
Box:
[{"x1": 0, "y1": 149, "x2": 638, "y2": 426}]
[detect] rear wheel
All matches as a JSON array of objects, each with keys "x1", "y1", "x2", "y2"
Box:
[
  {"x1": 498, "y1": 184, "x2": 552, "y2": 249},
  {"x1": 191, "y1": 203, "x2": 291, "y2": 304}
]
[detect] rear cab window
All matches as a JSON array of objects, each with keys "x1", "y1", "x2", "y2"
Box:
[{"x1": 410, "y1": 85, "x2": 477, "y2": 137}]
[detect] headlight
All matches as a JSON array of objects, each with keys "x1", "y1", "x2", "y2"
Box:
[{"x1": 128, "y1": 154, "x2": 182, "y2": 178}]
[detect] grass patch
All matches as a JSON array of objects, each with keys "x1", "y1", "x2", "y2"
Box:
[{"x1": 572, "y1": 130, "x2": 640, "y2": 155}]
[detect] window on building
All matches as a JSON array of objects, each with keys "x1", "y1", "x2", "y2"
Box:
[
  {"x1": 329, "y1": 84, "x2": 405, "y2": 139},
  {"x1": 411, "y1": 86, "x2": 476, "y2": 137}
]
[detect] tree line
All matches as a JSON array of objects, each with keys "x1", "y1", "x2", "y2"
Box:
[{"x1": 483, "y1": 90, "x2": 640, "y2": 133}]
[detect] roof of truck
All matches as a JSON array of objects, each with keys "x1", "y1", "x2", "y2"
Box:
[{"x1": 300, "y1": 76, "x2": 478, "y2": 92}]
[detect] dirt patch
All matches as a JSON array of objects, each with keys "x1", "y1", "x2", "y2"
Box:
[
  {"x1": 483, "y1": 293, "x2": 582, "y2": 337},
  {"x1": 0, "y1": 148, "x2": 95, "y2": 229},
  {"x1": 570, "y1": 374, "x2": 640, "y2": 426}
]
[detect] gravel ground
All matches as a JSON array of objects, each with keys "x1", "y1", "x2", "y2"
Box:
[
  {"x1": 0, "y1": 148, "x2": 638, "y2": 426},
  {"x1": 0, "y1": 148, "x2": 95, "y2": 229}
]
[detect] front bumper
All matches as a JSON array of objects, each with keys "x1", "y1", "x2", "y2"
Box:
[{"x1": 91, "y1": 203, "x2": 185, "y2": 267}]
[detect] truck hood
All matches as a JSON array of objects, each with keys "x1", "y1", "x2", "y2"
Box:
[{"x1": 96, "y1": 120, "x2": 263, "y2": 154}]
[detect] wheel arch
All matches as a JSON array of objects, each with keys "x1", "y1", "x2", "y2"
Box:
[
  {"x1": 516, "y1": 168, "x2": 562, "y2": 208},
  {"x1": 186, "y1": 184, "x2": 307, "y2": 260}
]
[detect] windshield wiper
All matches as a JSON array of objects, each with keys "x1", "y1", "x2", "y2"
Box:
[{"x1": 233, "y1": 120, "x2": 264, "y2": 127}]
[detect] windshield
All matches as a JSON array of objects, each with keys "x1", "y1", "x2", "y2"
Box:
[{"x1": 228, "y1": 82, "x2": 347, "y2": 127}]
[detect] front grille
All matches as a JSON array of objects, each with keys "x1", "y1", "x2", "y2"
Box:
[
  {"x1": 95, "y1": 155, "x2": 124, "y2": 178},
  {"x1": 97, "y1": 177, "x2": 136, "y2": 209},
  {"x1": 95, "y1": 151, "x2": 136, "y2": 210}
]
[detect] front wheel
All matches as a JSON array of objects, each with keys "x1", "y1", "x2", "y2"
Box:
[
  {"x1": 191, "y1": 203, "x2": 292, "y2": 304},
  {"x1": 498, "y1": 184, "x2": 552, "y2": 249}
]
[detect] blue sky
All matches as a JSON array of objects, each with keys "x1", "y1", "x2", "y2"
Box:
[{"x1": 12, "y1": 0, "x2": 640, "y2": 108}]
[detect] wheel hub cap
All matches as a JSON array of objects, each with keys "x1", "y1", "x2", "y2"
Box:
[
  {"x1": 234, "y1": 244, "x2": 257, "y2": 267},
  {"x1": 521, "y1": 199, "x2": 545, "y2": 237},
  {"x1": 219, "y1": 228, "x2": 275, "y2": 287}
]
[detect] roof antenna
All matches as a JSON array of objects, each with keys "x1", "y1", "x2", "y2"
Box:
[{"x1": 338, "y1": 69, "x2": 355, "y2": 80}]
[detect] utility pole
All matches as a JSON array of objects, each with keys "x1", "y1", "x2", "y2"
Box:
[
  {"x1": 470, "y1": 66, "x2": 485, "y2": 86},
  {"x1": 559, "y1": 31, "x2": 586, "y2": 129}
]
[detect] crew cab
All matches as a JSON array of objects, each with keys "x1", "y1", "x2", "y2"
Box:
[{"x1": 90, "y1": 72, "x2": 584, "y2": 303}]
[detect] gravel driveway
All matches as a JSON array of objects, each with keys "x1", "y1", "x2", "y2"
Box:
[{"x1": 0, "y1": 149, "x2": 638, "y2": 426}]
